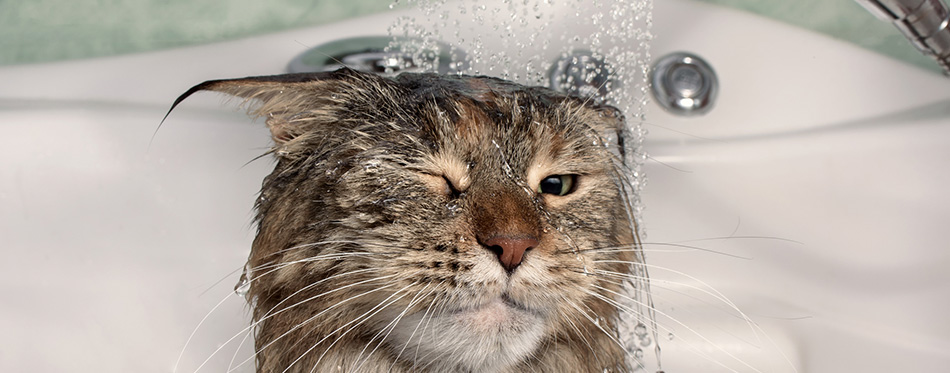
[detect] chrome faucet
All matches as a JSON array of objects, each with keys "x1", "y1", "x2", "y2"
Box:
[{"x1": 855, "y1": 0, "x2": 950, "y2": 75}]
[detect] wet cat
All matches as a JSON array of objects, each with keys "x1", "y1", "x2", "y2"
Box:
[{"x1": 170, "y1": 68, "x2": 644, "y2": 372}]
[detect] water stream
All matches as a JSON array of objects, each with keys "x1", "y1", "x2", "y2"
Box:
[{"x1": 385, "y1": 1, "x2": 660, "y2": 370}]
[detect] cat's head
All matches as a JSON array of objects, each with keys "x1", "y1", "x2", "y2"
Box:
[{"x1": 172, "y1": 68, "x2": 640, "y2": 372}]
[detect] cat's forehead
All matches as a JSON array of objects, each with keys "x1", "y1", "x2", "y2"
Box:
[
  {"x1": 171, "y1": 69, "x2": 622, "y2": 169},
  {"x1": 395, "y1": 73, "x2": 539, "y2": 103},
  {"x1": 393, "y1": 74, "x2": 588, "y2": 141},
  {"x1": 375, "y1": 75, "x2": 619, "y2": 188}
]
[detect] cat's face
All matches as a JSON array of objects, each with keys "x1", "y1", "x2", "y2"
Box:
[{"x1": 173, "y1": 69, "x2": 639, "y2": 372}]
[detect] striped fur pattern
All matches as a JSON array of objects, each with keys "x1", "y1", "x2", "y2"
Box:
[{"x1": 171, "y1": 69, "x2": 641, "y2": 372}]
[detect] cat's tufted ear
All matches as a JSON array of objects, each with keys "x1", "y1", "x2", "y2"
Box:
[
  {"x1": 163, "y1": 69, "x2": 368, "y2": 150},
  {"x1": 579, "y1": 103, "x2": 626, "y2": 140},
  {"x1": 580, "y1": 103, "x2": 630, "y2": 161}
]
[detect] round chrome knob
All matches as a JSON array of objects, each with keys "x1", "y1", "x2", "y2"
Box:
[{"x1": 651, "y1": 52, "x2": 718, "y2": 116}]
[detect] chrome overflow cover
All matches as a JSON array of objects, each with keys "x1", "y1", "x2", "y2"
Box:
[
  {"x1": 288, "y1": 36, "x2": 468, "y2": 76},
  {"x1": 651, "y1": 52, "x2": 718, "y2": 116}
]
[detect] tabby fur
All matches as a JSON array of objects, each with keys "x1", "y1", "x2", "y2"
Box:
[{"x1": 171, "y1": 68, "x2": 641, "y2": 372}]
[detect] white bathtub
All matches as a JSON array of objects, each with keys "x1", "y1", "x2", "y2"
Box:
[{"x1": 1, "y1": 0, "x2": 948, "y2": 372}]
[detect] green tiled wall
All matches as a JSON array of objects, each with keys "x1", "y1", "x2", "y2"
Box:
[{"x1": 1, "y1": 0, "x2": 393, "y2": 65}]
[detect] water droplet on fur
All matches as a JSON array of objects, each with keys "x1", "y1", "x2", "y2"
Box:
[
  {"x1": 447, "y1": 202, "x2": 461, "y2": 215},
  {"x1": 234, "y1": 263, "x2": 251, "y2": 297},
  {"x1": 634, "y1": 348, "x2": 644, "y2": 359},
  {"x1": 363, "y1": 159, "x2": 382, "y2": 173},
  {"x1": 667, "y1": 332, "x2": 674, "y2": 341}
]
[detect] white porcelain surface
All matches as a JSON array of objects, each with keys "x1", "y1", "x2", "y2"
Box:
[{"x1": 1, "y1": 0, "x2": 948, "y2": 372}]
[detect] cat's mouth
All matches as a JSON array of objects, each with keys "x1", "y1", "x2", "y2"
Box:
[
  {"x1": 441, "y1": 296, "x2": 541, "y2": 336},
  {"x1": 498, "y1": 294, "x2": 533, "y2": 313},
  {"x1": 445, "y1": 293, "x2": 542, "y2": 322}
]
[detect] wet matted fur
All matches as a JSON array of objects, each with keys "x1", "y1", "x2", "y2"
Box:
[{"x1": 170, "y1": 68, "x2": 642, "y2": 372}]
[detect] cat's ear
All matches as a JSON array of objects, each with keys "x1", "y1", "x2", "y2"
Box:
[
  {"x1": 585, "y1": 104, "x2": 626, "y2": 138},
  {"x1": 582, "y1": 103, "x2": 631, "y2": 160},
  {"x1": 163, "y1": 70, "x2": 354, "y2": 147}
]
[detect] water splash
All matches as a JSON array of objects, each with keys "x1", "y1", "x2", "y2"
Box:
[
  {"x1": 387, "y1": 0, "x2": 657, "y2": 370},
  {"x1": 387, "y1": 0, "x2": 652, "y2": 116}
]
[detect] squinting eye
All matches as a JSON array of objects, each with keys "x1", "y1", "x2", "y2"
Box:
[{"x1": 538, "y1": 175, "x2": 576, "y2": 196}]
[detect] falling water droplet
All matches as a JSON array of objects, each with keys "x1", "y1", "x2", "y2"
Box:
[
  {"x1": 633, "y1": 322, "x2": 647, "y2": 337},
  {"x1": 639, "y1": 335, "x2": 652, "y2": 347}
]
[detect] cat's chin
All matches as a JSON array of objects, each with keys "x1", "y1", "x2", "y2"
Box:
[
  {"x1": 384, "y1": 295, "x2": 547, "y2": 371},
  {"x1": 449, "y1": 295, "x2": 540, "y2": 331}
]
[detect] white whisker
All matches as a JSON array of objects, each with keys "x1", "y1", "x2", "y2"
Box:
[
  {"x1": 390, "y1": 283, "x2": 444, "y2": 370},
  {"x1": 226, "y1": 275, "x2": 398, "y2": 372},
  {"x1": 352, "y1": 281, "x2": 436, "y2": 371},
  {"x1": 581, "y1": 242, "x2": 753, "y2": 260},
  {"x1": 591, "y1": 283, "x2": 763, "y2": 373},
  {"x1": 173, "y1": 291, "x2": 237, "y2": 373},
  {"x1": 300, "y1": 282, "x2": 418, "y2": 372},
  {"x1": 595, "y1": 260, "x2": 761, "y2": 341},
  {"x1": 561, "y1": 298, "x2": 611, "y2": 369}
]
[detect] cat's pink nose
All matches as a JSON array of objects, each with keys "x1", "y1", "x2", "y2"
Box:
[{"x1": 482, "y1": 235, "x2": 538, "y2": 272}]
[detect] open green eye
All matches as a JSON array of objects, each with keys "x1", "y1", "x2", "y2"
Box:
[{"x1": 538, "y1": 175, "x2": 576, "y2": 196}]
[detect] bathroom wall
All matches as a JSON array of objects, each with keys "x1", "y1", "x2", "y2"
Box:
[
  {"x1": 695, "y1": 0, "x2": 940, "y2": 73},
  {"x1": 1, "y1": 0, "x2": 941, "y2": 72},
  {"x1": 1, "y1": 0, "x2": 393, "y2": 65}
]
